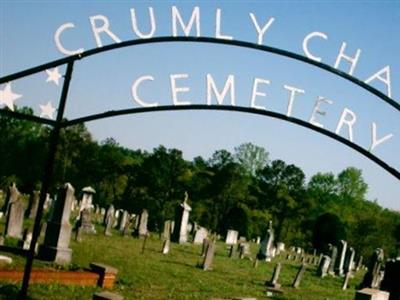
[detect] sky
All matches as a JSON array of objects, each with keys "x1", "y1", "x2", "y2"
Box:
[{"x1": 0, "y1": 1, "x2": 399, "y2": 209}]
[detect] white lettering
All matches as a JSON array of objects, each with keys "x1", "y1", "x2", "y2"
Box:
[
  {"x1": 90, "y1": 15, "x2": 122, "y2": 47},
  {"x1": 54, "y1": 23, "x2": 84, "y2": 56},
  {"x1": 249, "y1": 13, "x2": 275, "y2": 45},
  {"x1": 335, "y1": 107, "x2": 357, "y2": 142},
  {"x1": 130, "y1": 7, "x2": 156, "y2": 38}
]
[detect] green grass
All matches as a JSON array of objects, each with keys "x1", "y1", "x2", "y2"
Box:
[{"x1": 0, "y1": 228, "x2": 364, "y2": 300}]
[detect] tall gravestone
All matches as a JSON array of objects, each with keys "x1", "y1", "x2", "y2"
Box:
[
  {"x1": 104, "y1": 205, "x2": 115, "y2": 236},
  {"x1": 136, "y1": 209, "x2": 149, "y2": 237},
  {"x1": 119, "y1": 210, "x2": 129, "y2": 231},
  {"x1": 257, "y1": 220, "x2": 274, "y2": 262},
  {"x1": 317, "y1": 255, "x2": 331, "y2": 278},
  {"x1": 27, "y1": 190, "x2": 40, "y2": 220},
  {"x1": 201, "y1": 241, "x2": 216, "y2": 270},
  {"x1": 344, "y1": 247, "x2": 355, "y2": 274},
  {"x1": 361, "y1": 248, "x2": 385, "y2": 289},
  {"x1": 4, "y1": 188, "x2": 25, "y2": 238},
  {"x1": 328, "y1": 244, "x2": 338, "y2": 275},
  {"x1": 171, "y1": 193, "x2": 192, "y2": 244},
  {"x1": 3, "y1": 183, "x2": 18, "y2": 215},
  {"x1": 163, "y1": 220, "x2": 172, "y2": 240},
  {"x1": 335, "y1": 240, "x2": 347, "y2": 276},
  {"x1": 39, "y1": 183, "x2": 74, "y2": 264}
]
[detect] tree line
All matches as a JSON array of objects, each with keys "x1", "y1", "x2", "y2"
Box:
[{"x1": 0, "y1": 108, "x2": 399, "y2": 258}]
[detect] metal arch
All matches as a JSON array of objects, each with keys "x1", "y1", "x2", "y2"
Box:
[
  {"x1": 0, "y1": 36, "x2": 399, "y2": 112},
  {"x1": 61, "y1": 104, "x2": 400, "y2": 181}
]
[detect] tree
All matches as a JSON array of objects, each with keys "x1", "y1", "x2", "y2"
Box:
[
  {"x1": 234, "y1": 143, "x2": 269, "y2": 176},
  {"x1": 313, "y1": 212, "x2": 346, "y2": 253}
]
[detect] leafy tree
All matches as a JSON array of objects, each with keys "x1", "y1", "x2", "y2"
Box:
[{"x1": 234, "y1": 143, "x2": 269, "y2": 176}]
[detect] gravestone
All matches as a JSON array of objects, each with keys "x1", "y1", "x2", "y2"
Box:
[
  {"x1": 361, "y1": 248, "x2": 384, "y2": 289},
  {"x1": 3, "y1": 183, "x2": 19, "y2": 216},
  {"x1": 292, "y1": 263, "x2": 307, "y2": 288},
  {"x1": 355, "y1": 288, "x2": 389, "y2": 300},
  {"x1": 118, "y1": 210, "x2": 129, "y2": 231},
  {"x1": 201, "y1": 238, "x2": 211, "y2": 257},
  {"x1": 335, "y1": 240, "x2": 347, "y2": 276},
  {"x1": 276, "y1": 242, "x2": 285, "y2": 254},
  {"x1": 163, "y1": 220, "x2": 172, "y2": 240},
  {"x1": 201, "y1": 241, "x2": 216, "y2": 270},
  {"x1": 328, "y1": 244, "x2": 338, "y2": 275},
  {"x1": 193, "y1": 227, "x2": 208, "y2": 244},
  {"x1": 257, "y1": 220, "x2": 274, "y2": 262},
  {"x1": 225, "y1": 230, "x2": 239, "y2": 245},
  {"x1": 104, "y1": 205, "x2": 115, "y2": 236},
  {"x1": 136, "y1": 209, "x2": 149, "y2": 237},
  {"x1": 4, "y1": 190, "x2": 25, "y2": 238},
  {"x1": 80, "y1": 186, "x2": 95, "y2": 212},
  {"x1": 80, "y1": 208, "x2": 96, "y2": 234},
  {"x1": 256, "y1": 236, "x2": 260, "y2": 244},
  {"x1": 380, "y1": 258, "x2": 400, "y2": 300},
  {"x1": 39, "y1": 183, "x2": 74, "y2": 264},
  {"x1": 113, "y1": 210, "x2": 120, "y2": 228},
  {"x1": 344, "y1": 247, "x2": 355, "y2": 274},
  {"x1": 122, "y1": 214, "x2": 131, "y2": 237},
  {"x1": 104, "y1": 205, "x2": 115, "y2": 224},
  {"x1": 266, "y1": 263, "x2": 282, "y2": 290},
  {"x1": 342, "y1": 271, "x2": 351, "y2": 290},
  {"x1": 27, "y1": 190, "x2": 40, "y2": 220},
  {"x1": 239, "y1": 243, "x2": 250, "y2": 259},
  {"x1": 171, "y1": 193, "x2": 192, "y2": 244},
  {"x1": 162, "y1": 239, "x2": 170, "y2": 254}
]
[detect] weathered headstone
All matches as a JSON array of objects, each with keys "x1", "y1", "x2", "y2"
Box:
[
  {"x1": 27, "y1": 190, "x2": 40, "y2": 220},
  {"x1": 225, "y1": 230, "x2": 239, "y2": 245},
  {"x1": 81, "y1": 208, "x2": 96, "y2": 234},
  {"x1": 3, "y1": 183, "x2": 18, "y2": 215},
  {"x1": 239, "y1": 243, "x2": 250, "y2": 259},
  {"x1": 257, "y1": 220, "x2": 274, "y2": 262},
  {"x1": 328, "y1": 244, "x2": 338, "y2": 275},
  {"x1": 266, "y1": 262, "x2": 282, "y2": 289},
  {"x1": 276, "y1": 242, "x2": 285, "y2": 254},
  {"x1": 355, "y1": 288, "x2": 389, "y2": 300},
  {"x1": 171, "y1": 193, "x2": 192, "y2": 244},
  {"x1": 136, "y1": 209, "x2": 149, "y2": 237},
  {"x1": 122, "y1": 214, "x2": 131, "y2": 237},
  {"x1": 162, "y1": 239, "x2": 170, "y2": 254},
  {"x1": 361, "y1": 248, "x2": 384, "y2": 289},
  {"x1": 344, "y1": 247, "x2": 355, "y2": 274},
  {"x1": 39, "y1": 183, "x2": 74, "y2": 264},
  {"x1": 117, "y1": 210, "x2": 128, "y2": 232},
  {"x1": 256, "y1": 236, "x2": 260, "y2": 244},
  {"x1": 201, "y1": 238, "x2": 211, "y2": 257},
  {"x1": 292, "y1": 263, "x2": 307, "y2": 288},
  {"x1": 104, "y1": 205, "x2": 115, "y2": 236},
  {"x1": 193, "y1": 227, "x2": 208, "y2": 244},
  {"x1": 201, "y1": 241, "x2": 216, "y2": 270},
  {"x1": 4, "y1": 190, "x2": 25, "y2": 238},
  {"x1": 162, "y1": 220, "x2": 172, "y2": 240},
  {"x1": 342, "y1": 271, "x2": 351, "y2": 290},
  {"x1": 335, "y1": 240, "x2": 347, "y2": 276}
]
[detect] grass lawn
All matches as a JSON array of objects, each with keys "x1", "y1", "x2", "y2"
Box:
[{"x1": 0, "y1": 227, "x2": 364, "y2": 300}]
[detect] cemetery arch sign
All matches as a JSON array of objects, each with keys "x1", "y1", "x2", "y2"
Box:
[{"x1": 0, "y1": 36, "x2": 399, "y2": 298}]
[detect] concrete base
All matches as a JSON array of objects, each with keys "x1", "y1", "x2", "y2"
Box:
[{"x1": 38, "y1": 245, "x2": 72, "y2": 265}]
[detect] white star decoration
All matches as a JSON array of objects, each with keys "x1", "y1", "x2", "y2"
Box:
[
  {"x1": 39, "y1": 101, "x2": 56, "y2": 119},
  {"x1": 0, "y1": 83, "x2": 22, "y2": 111},
  {"x1": 45, "y1": 68, "x2": 62, "y2": 86}
]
